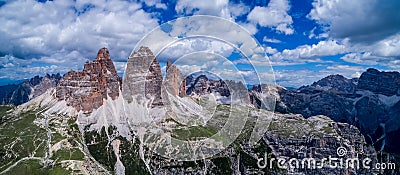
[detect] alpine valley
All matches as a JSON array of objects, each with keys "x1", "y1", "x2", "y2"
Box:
[{"x1": 0, "y1": 47, "x2": 399, "y2": 175}]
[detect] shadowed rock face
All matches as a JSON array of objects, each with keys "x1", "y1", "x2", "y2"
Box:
[
  {"x1": 357, "y1": 68, "x2": 400, "y2": 96},
  {"x1": 56, "y1": 48, "x2": 120, "y2": 113},
  {"x1": 123, "y1": 46, "x2": 163, "y2": 107},
  {"x1": 186, "y1": 75, "x2": 231, "y2": 97},
  {"x1": 187, "y1": 75, "x2": 210, "y2": 96}
]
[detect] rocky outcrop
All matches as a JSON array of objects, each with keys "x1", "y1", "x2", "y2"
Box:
[
  {"x1": 0, "y1": 73, "x2": 61, "y2": 105},
  {"x1": 357, "y1": 68, "x2": 400, "y2": 96},
  {"x1": 299, "y1": 74, "x2": 358, "y2": 94},
  {"x1": 185, "y1": 74, "x2": 246, "y2": 105},
  {"x1": 0, "y1": 84, "x2": 18, "y2": 105},
  {"x1": 56, "y1": 48, "x2": 120, "y2": 113},
  {"x1": 9, "y1": 46, "x2": 394, "y2": 174},
  {"x1": 186, "y1": 75, "x2": 230, "y2": 97},
  {"x1": 186, "y1": 75, "x2": 210, "y2": 96},
  {"x1": 261, "y1": 113, "x2": 378, "y2": 174},
  {"x1": 122, "y1": 46, "x2": 163, "y2": 107},
  {"x1": 224, "y1": 80, "x2": 249, "y2": 105},
  {"x1": 165, "y1": 61, "x2": 186, "y2": 97},
  {"x1": 31, "y1": 74, "x2": 62, "y2": 98}
]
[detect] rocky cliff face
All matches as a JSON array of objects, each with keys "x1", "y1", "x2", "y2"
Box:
[
  {"x1": 186, "y1": 75, "x2": 210, "y2": 96},
  {"x1": 123, "y1": 46, "x2": 163, "y2": 107},
  {"x1": 0, "y1": 74, "x2": 61, "y2": 105},
  {"x1": 31, "y1": 74, "x2": 62, "y2": 98},
  {"x1": 186, "y1": 75, "x2": 231, "y2": 97},
  {"x1": 56, "y1": 48, "x2": 120, "y2": 113},
  {"x1": 357, "y1": 68, "x2": 400, "y2": 96},
  {"x1": 164, "y1": 61, "x2": 186, "y2": 97},
  {"x1": 260, "y1": 113, "x2": 378, "y2": 174}
]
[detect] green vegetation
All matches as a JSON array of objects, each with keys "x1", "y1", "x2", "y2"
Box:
[
  {"x1": 210, "y1": 157, "x2": 233, "y2": 174},
  {"x1": 53, "y1": 148, "x2": 84, "y2": 161},
  {"x1": 84, "y1": 126, "x2": 150, "y2": 174},
  {"x1": 33, "y1": 142, "x2": 46, "y2": 157},
  {"x1": 67, "y1": 117, "x2": 81, "y2": 143},
  {"x1": 84, "y1": 126, "x2": 117, "y2": 172},
  {"x1": 0, "y1": 106, "x2": 47, "y2": 172},
  {"x1": 268, "y1": 117, "x2": 337, "y2": 138},
  {"x1": 118, "y1": 136, "x2": 150, "y2": 175},
  {"x1": 50, "y1": 132, "x2": 65, "y2": 145},
  {"x1": 172, "y1": 125, "x2": 217, "y2": 140},
  {"x1": 161, "y1": 159, "x2": 205, "y2": 172},
  {"x1": 0, "y1": 106, "x2": 86, "y2": 174},
  {"x1": 0, "y1": 105, "x2": 12, "y2": 115},
  {"x1": 2, "y1": 159, "x2": 71, "y2": 175}
]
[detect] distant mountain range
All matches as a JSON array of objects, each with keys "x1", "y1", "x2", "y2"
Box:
[
  {"x1": 269, "y1": 68, "x2": 400, "y2": 154},
  {"x1": 0, "y1": 73, "x2": 61, "y2": 105}
]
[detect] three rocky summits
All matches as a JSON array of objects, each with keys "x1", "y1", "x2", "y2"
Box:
[{"x1": 55, "y1": 46, "x2": 187, "y2": 112}]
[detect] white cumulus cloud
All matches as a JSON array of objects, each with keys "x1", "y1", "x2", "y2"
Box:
[
  {"x1": 247, "y1": 0, "x2": 293, "y2": 35},
  {"x1": 0, "y1": 0, "x2": 159, "y2": 80}
]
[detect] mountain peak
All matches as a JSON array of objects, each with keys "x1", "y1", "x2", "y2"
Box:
[
  {"x1": 366, "y1": 68, "x2": 379, "y2": 73},
  {"x1": 56, "y1": 48, "x2": 120, "y2": 112},
  {"x1": 165, "y1": 61, "x2": 186, "y2": 97},
  {"x1": 96, "y1": 47, "x2": 110, "y2": 60},
  {"x1": 132, "y1": 46, "x2": 154, "y2": 57},
  {"x1": 299, "y1": 74, "x2": 357, "y2": 93},
  {"x1": 124, "y1": 46, "x2": 163, "y2": 106}
]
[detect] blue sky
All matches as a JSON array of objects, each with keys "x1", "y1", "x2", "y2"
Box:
[{"x1": 0, "y1": 0, "x2": 399, "y2": 87}]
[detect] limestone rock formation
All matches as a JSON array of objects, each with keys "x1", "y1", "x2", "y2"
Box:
[
  {"x1": 261, "y1": 113, "x2": 378, "y2": 174},
  {"x1": 165, "y1": 61, "x2": 186, "y2": 97},
  {"x1": 224, "y1": 80, "x2": 249, "y2": 105},
  {"x1": 185, "y1": 75, "x2": 253, "y2": 105},
  {"x1": 186, "y1": 75, "x2": 210, "y2": 96},
  {"x1": 31, "y1": 74, "x2": 62, "y2": 98},
  {"x1": 122, "y1": 46, "x2": 163, "y2": 107},
  {"x1": 186, "y1": 75, "x2": 231, "y2": 97},
  {"x1": 56, "y1": 48, "x2": 120, "y2": 113}
]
